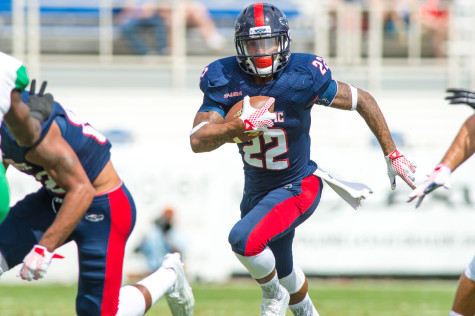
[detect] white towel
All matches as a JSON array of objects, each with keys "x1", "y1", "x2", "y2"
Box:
[{"x1": 314, "y1": 167, "x2": 373, "y2": 210}]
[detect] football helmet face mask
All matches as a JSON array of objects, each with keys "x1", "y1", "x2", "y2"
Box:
[{"x1": 234, "y1": 3, "x2": 291, "y2": 77}]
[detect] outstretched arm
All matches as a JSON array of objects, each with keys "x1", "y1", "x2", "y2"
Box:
[
  {"x1": 408, "y1": 88, "x2": 475, "y2": 207},
  {"x1": 441, "y1": 113, "x2": 475, "y2": 171},
  {"x1": 329, "y1": 81, "x2": 416, "y2": 189},
  {"x1": 407, "y1": 114, "x2": 475, "y2": 208},
  {"x1": 330, "y1": 82, "x2": 395, "y2": 154}
]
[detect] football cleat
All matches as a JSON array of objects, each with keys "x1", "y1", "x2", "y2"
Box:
[
  {"x1": 260, "y1": 285, "x2": 290, "y2": 316},
  {"x1": 163, "y1": 253, "x2": 195, "y2": 316}
]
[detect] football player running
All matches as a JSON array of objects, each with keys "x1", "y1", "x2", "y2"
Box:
[
  {"x1": 190, "y1": 3, "x2": 416, "y2": 316},
  {"x1": 0, "y1": 88, "x2": 194, "y2": 315},
  {"x1": 0, "y1": 51, "x2": 55, "y2": 223},
  {"x1": 408, "y1": 88, "x2": 475, "y2": 316}
]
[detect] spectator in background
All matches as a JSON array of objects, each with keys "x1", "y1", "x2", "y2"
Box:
[
  {"x1": 116, "y1": 0, "x2": 169, "y2": 55},
  {"x1": 419, "y1": 0, "x2": 449, "y2": 58},
  {"x1": 135, "y1": 207, "x2": 187, "y2": 274},
  {"x1": 383, "y1": 0, "x2": 411, "y2": 41},
  {"x1": 157, "y1": 0, "x2": 225, "y2": 51}
]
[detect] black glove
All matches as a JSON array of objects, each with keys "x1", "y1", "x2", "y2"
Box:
[
  {"x1": 445, "y1": 88, "x2": 475, "y2": 110},
  {"x1": 27, "y1": 79, "x2": 55, "y2": 122}
]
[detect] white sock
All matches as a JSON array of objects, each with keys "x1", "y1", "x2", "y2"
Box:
[
  {"x1": 449, "y1": 311, "x2": 464, "y2": 316},
  {"x1": 280, "y1": 264, "x2": 305, "y2": 294},
  {"x1": 137, "y1": 266, "x2": 177, "y2": 304},
  {"x1": 289, "y1": 293, "x2": 320, "y2": 316},
  {"x1": 0, "y1": 251, "x2": 8, "y2": 276},
  {"x1": 117, "y1": 285, "x2": 146, "y2": 316},
  {"x1": 261, "y1": 273, "x2": 286, "y2": 300}
]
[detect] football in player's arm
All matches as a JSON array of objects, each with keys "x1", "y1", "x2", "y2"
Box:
[{"x1": 189, "y1": 3, "x2": 416, "y2": 316}]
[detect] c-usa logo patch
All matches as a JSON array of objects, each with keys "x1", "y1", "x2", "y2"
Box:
[{"x1": 85, "y1": 214, "x2": 105, "y2": 222}]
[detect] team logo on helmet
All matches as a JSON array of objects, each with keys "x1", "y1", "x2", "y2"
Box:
[
  {"x1": 279, "y1": 17, "x2": 289, "y2": 27},
  {"x1": 249, "y1": 26, "x2": 271, "y2": 37}
]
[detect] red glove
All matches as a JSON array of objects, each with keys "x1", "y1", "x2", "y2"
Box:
[
  {"x1": 239, "y1": 96, "x2": 277, "y2": 132},
  {"x1": 407, "y1": 163, "x2": 451, "y2": 208},
  {"x1": 19, "y1": 245, "x2": 64, "y2": 281},
  {"x1": 385, "y1": 149, "x2": 417, "y2": 190}
]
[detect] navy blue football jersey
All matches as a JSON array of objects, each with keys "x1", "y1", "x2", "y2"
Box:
[
  {"x1": 198, "y1": 53, "x2": 337, "y2": 193},
  {"x1": 1, "y1": 91, "x2": 111, "y2": 195}
]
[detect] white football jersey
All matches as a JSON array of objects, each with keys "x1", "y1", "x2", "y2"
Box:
[
  {"x1": 0, "y1": 51, "x2": 30, "y2": 160},
  {"x1": 0, "y1": 52, "x2": 29, "y2": 118}
]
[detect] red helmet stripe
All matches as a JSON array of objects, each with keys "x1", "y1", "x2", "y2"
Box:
[{"x1": 254, "y1": 3, "x2": 265, "y2": 27}]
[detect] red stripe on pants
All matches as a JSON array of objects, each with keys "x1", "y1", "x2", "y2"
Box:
[
  {"x1": 244, "y1": 176, "x2": 320, "y2": 256},
  {"x1": 101, "y1": 187, "x2": 133, "y2": 316}
]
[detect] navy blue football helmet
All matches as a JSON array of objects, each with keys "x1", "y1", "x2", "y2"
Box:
[{"x1": 234, "y1": 3, "x2": 291, "y2": 77}]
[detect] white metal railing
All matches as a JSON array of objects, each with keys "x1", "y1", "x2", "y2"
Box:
[
  {"x1": 7, "y1": 0, "x2": 475, "y2": 90},
  {"x1": 11, "y1": 0, "x2": 187, "y2": 87},
  {"x1": 447, "y1": 0, "x2": 475, "y2": 88}
]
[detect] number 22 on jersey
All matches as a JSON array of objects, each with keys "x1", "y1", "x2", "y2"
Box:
[{"x1": 242, "y1": 128, "x2": 289, "y2": 170}]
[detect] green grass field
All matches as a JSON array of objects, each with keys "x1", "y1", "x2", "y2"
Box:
[{"x1": 0, "y1": 278, "x2": 458, "y2": 315}]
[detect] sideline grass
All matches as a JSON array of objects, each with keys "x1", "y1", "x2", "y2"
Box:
[{"x1": 0, "y1": 278, "x2": 458, "y2": 315}]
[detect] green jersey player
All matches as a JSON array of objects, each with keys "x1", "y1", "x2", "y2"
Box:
[{"x1": 0, "y1": 51, "x2": 54, "y2": 221}]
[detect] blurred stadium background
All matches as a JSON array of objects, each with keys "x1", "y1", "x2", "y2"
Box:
[{"x1": 1, "y1": 0, "x2": 475, "y2": 294}]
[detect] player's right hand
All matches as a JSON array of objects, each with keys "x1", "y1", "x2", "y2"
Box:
[
  {"x1": 239, "y1": 95, "x2": 277, "y2": 133},
  {"x1": 27, "y1": 79, "x2": 55, "y2": 122},
  {"x1": 384, "y1": 149, "x2": 417, "y2": 190},
  {"x1": 446, "y1": 88, "x2": 475, "y2": 110},
  {"x1": 19, "y1": 245, "x2": 64, "y2": 281},
  {"x1": 407, "y1": 163, "x2": 451, "y2": 208}
]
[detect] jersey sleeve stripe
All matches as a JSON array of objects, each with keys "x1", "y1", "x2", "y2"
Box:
[{"x1": 15, "y1": 65, "x2": 29, "y2": 91}]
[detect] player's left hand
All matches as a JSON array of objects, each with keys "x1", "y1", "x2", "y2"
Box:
[
  {"x1": 407, "y1": 163, "x2": 451, "y2": 208},
  {"x1": 27, "y1": 79, "x2": 55, "y2": 123},
  {"x1": 446, "y1": 88, "x2": 475, "y2": 110},
  {"x1": 19, "y1": 245, "x2": 64, "y2": 281},
  {"x1": 385, "y1": 149, "x2": 417, "y2": 190},
  {"x1": 239, "y1": 95, "x2": 277, "y2": 133}
]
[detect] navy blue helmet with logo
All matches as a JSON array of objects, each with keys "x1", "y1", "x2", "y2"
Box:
[{"x1": 234, "y1": 3, "x2": 291, "y2": 77}]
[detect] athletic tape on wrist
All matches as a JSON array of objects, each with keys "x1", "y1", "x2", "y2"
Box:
[
  {"x1": 189, "y1": 121, "x2": 209, "y2": 136},
  {"x1": 350, "y1": 85, "x2": 358, "y2": 111}
]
